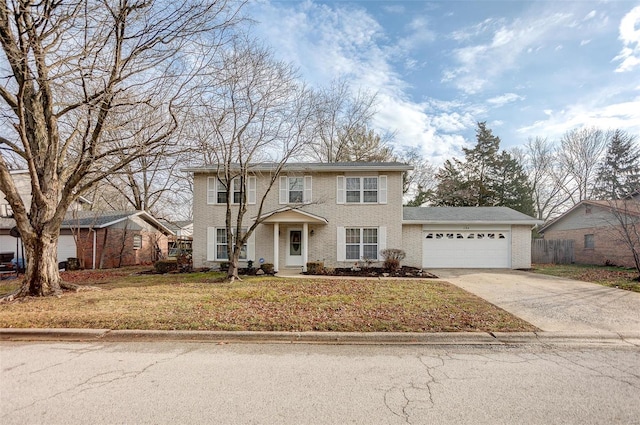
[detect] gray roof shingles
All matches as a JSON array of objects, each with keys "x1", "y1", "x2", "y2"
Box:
[{"x1": 403, "y1": 206, "x2": 540, "y2": 223}]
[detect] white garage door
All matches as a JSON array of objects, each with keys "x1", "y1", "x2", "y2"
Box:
[
  {"x1": 57, "y1": 235, "x2": 77, "y2": 263},
  {"x1": 422, "y1": 229, "x2": 511, "y2": 268},
  {"x1": 0, "y1": 235, "x2": 76, "y2": 264}
]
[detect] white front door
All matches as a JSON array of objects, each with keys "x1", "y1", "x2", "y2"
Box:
[{"x1": 286, "y1": 229, "x2": 303, "y2": 266}]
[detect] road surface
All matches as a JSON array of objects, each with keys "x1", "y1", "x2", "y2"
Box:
[{"x1": 1, "y1": 341, "x2": 639, "y2": 424}]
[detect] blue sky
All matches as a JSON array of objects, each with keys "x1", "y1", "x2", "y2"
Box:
[{"x1": 246, "y1": 0, "x2": 640, "y2": 163}]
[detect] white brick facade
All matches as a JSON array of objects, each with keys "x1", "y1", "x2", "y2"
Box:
[
  {"x1": 191, "y1": 164, "x2": 408, "y2": 270},
  {"x1": 189, "y1": 164, "x2": 538, "y2": 271}
]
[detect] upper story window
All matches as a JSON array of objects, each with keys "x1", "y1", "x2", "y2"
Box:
[
  {"x1": 0, "y1": 204, "x2": 13, "y2": 218},
  {"x1": 208, "y1": 176, "x2": 256, "y2": 205},
  {"x1": 279, "y1": 176, "x2": 312, "y2": 204},
  {"x1": 337, "y1": 175, "x2": 387, "y2": 204},
  {"x1": 133, "y1": 235, "x2": 142, "y2": 250}
]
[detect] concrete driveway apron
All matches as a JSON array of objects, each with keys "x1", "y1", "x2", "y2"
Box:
[{"x1": 432, "y1": 269, "x2": 640, "y2": 333}]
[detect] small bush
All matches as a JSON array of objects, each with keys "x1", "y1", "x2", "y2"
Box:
[
  {"x1": 380, "y1": 249, "x2": 406, "y2": 272},
  {"x1": 219, "y1": 262, "x2": 229, "y2": 272},
  {"x1": 154, "y1": 260, "x2": 178, "y2": 274},
  {"x1": 383, "y1": 258, "x2": 400, "y2": 272},
  {"x1": 306, "y1": 261, "x2": 324, "y2": 274},
  {"x1": 261, "y1": 263, "x2": 275, "y2": 274}
]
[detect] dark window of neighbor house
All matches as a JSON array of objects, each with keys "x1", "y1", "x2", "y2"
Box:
[
  {"x1": 133, "y1": 235, "x2": 142, "y2": 250},
  {"x1": 584, "y1": 234, "x2": 594, "y2": 249},
  {"x1": 585, "y1": 205, "x2": 592, "y2": 214}
]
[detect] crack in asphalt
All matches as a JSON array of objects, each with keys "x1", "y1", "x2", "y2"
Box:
[
  {"x1": 382, "y1": 355, "x2": 445, "y2": 424},
  {"x1": 0, "y1": 346, "x2": 195, "y2": 419}
]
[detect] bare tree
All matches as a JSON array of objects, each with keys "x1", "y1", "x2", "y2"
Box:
[
  {"x1": 0, "y1": 0, "x2": 244, "y2": 298},
  {"x1": 193, "y1": 40, "x2": 315, "y2": 281},
  {"x1": 604, "y1": 200, "x2": 640, "y2": 280},
  {"x1": 305, "y1": 79, "x2": 377, "y2": 163},
  {"x1": 400, "y1": 146, "x2": 436, "y2": 206},
  {"x1": 521, "y1": 137, "x2": 573, "y2": 221},
  {"x1": 557, "y1": 127, "x2": 609, "y2": 205}
]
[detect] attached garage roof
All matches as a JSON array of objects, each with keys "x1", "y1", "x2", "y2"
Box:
[{"x1": 403, "y1": 207, "x2": 541, "y2": 225}]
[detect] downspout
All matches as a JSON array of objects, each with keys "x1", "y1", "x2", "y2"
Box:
[{"x1": 92, "y1": 229, "x2": 97, "y2": 270}]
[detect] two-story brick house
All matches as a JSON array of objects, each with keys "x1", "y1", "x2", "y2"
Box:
[{"x1": 188, "y1": 162, "x2": 540, "y2": 271}]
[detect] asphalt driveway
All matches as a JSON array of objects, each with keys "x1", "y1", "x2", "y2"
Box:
[{"x1": 433, "y1": 269, "x2": 640, "y2": 333}]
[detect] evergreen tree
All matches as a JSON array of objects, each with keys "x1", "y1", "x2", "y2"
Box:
[
  {"x1": 431, "y1": 159, "x2": 474, "y2": 206},
  {"x1": 593, "y1": 130, "x2": 640, "y2": 199},
  {"x1": 491, "y1": 151, "x2": 536, "y2": 216},
  {"x1": 430, "y1": 122, "x2": 535, "y2": 215},
  {"x1": 462, "y1": 122, "x2": 501, "y2": 206}
]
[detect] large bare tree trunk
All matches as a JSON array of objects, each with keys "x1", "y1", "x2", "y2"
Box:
[{"x1": 20, "y1": 233, "x2": 62, "y2": 297}]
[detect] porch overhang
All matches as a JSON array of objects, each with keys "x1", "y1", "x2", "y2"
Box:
[{"x1": 257, "y1": 207, "x2": 328, "y2": 224}]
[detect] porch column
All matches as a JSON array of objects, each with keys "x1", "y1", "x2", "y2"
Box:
[
  {"x1": 302, "y1": 222, "x2": 308, "y2": 272},
  {"x1": 273, "y1": 223, "x2": 279, "y2": 272}
]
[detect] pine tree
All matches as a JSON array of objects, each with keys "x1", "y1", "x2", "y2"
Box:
[
  {"x1": 462, "y1": 122, "x2": 501, "y2": 206},
  {"x1": 491, "y1": 151, "x2": 535, "y2": 216},
  {"x1": 430, "y1": 122, "x2": 535, "y2": 215},
  {"x1": 593, "y1": 130, "x2": 640, "y2": 199}
]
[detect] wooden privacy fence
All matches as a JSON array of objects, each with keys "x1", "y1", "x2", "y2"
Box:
[{"x1": 531, "y1": 239, "x2": 575, "y2": 264}]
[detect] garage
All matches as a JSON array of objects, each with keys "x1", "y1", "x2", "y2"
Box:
[
  {"x1": 403, "y1": 206, "x2": 542, "y2": 269},
  {"x1": 422, "y1": 226, "x2": 511, "y2": 268},
  {"x1": 0, "y1": 233, "x2": 76, "y2": 264}
]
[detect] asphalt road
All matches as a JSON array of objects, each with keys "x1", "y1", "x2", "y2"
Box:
[{"x1": 2, "y1": 341, "x2": 639, "y2": 425}]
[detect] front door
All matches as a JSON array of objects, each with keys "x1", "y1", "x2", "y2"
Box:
[{"x1": 286, "y1": 229, "x2": 303, "y2": 266}]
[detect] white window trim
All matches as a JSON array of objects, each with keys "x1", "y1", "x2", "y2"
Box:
[
  {"x1": 207, "y1": 227, "x2": 256, "y2": 262},
  {"x1": 132, "y1": 234, "x2": 142, "y2": 250},
  {"x1": 279, "y1": 175, "x2": 312, "y2": 204},
  {"x1": 336, "y1": 226, "x2": 386, "y2": 261},
  {"x1": 336, "y1": 176, "x2": 387, "y2": 204},
  {"x1": 208, "y1": 176, "x2": 256, "y2": 205}
]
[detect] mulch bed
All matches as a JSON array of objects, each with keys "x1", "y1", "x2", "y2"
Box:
[{"x1": 307, "y1": 266, "x2": 438, "y2": 279}]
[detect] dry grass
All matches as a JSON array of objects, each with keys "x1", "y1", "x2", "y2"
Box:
[
  {"x1": 0, "y1": 267, "x2": 535, "y2": 332},
  {"x1": 531, "y1": 263, "x2": 640, "y2": 293}
]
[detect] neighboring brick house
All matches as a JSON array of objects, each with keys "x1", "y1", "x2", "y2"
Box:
[
  {"x1": 0, "y1": 170, "x2": 90, "y2": 263},
  {"x1": 187, "y1": 162, "x2": 540, "y2": 271},
  {"x1": 63, "y1": 211, "x2": 174, "y2": 269},
  {"x1": 539, "y1": 200, "x2": 640, "y2": 268}
]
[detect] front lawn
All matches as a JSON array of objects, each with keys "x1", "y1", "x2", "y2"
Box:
[
  {"x1": 0, "y1": 268, "x2": 535, "y2": 332},
  {"x1": 531, "y1": 263, "x2": 640, "y2": 293}
]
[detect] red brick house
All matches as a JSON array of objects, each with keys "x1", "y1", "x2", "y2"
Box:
[
  {"x1": 539, "y1": 200, "x2": 640, "y2": 268},
  {"x1": 63, "y1": 211, "x2": 174, "y2": 269}
]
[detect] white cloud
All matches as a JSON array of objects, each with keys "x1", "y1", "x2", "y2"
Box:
[
  {"x1": 517, "y1": 97, "x2": 640, "y2": 139},
  {"x1": 383, "y1": 5, "x2": 405, "y2": 14},
  {"x1": 443, "y1": 12, "x2": 573, "y2": 94},
  {"x1": 583, "y1": 10, "x2": 597, "y2": 21},
  {"x1": 580, "y1": 39, "x2": 591, "y2": 46},
  {"x1": 486, "y1": 93, "x2": 524, "y2": 107},
  {"x1": 614, "y1": 6, "x2": 640, "y2": 72}
]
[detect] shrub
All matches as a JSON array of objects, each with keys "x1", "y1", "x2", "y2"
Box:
[
  {"x1": 261, "y1": 263, "x2": 275, "y2": 274},
  {"x1": 306, "y1": 261, "x2": 324, "y2": 274},
  {"x1": 380, "y1": 248, "x2": 406, "y2": 272},
  {"x1": 154, "y1": 260, "x2": 178, "y2": 273}
]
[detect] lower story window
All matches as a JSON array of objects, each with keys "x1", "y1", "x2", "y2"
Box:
[
  {"x1": 216, "y1": 228, "x2": 247, "y2": 260},
  {"x1": 584, "y1": 234, "x2": 594, "y2": 249},
  {"x1": 345, "y1": 228, "x2": 378, "y2": 260}
]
